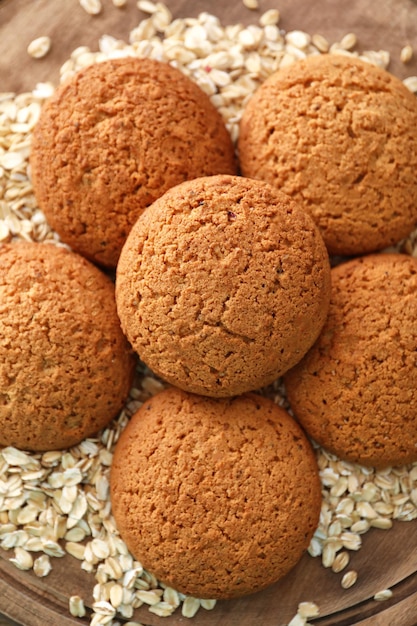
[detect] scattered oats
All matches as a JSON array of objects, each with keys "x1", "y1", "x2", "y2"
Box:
[
  {"x1": 113, "y1": 0, "x2": 127, "y2": 6},
  {"x1": 340, "y1": 532, "x2": 362, "y2": 551},
  {"x1": 104, "y1": 556, "x2": 124, "y2": 580},
  {"x1": 243, "y1": 0, "x2": 259, "y2": 9},
  {"x1": 136, "y1": 589, "x2": 163, "y2": 606},
  {"x1": 312, "y1": 33, "x2": 330, "y2": 53},
  {"x1": 27, "y1": 36, "x2": 51, "y2": 59},
  {"x1": 42, "y1": 539, "x2": 66, "y2": 558},
  {"x1": 96, "y1": 474, "x2": 110, "y2": 501},
  {"x1": 286, "y1": 30, "x2": 311, "y2": 49},
  {"x1": 238, "y1": 26, "x2": 261, "y2": 48},
  {"x1": 374, "y1": 588, "x2": 393, "y2": 601},
  {"x1": 137, "y1": 0, "x2": 157, "y2": 12},
  {"x1": 308, "y1": 536, "x2": 323, "y2": 557},
  {"x1": 370, "y1": 517, "x2": 393, "y2": 530},
  {"x1": 62, "y1": 467, "x2": 83, "y2": 486},
  {"x1": 61, "y1": 485, "x2": 78, "y2": 509},
  {"x1": 68, "y1": 493, "x2": 88, "y2": 521},
  {"x1": 151, "y1": 4, "x2": 172, "y2": 31},
  {"x1": 117, "y1": 603, "x2": 135, "y2": 619},
  {"x1": 0, "y1": 221, "x2": 10, "y2": 241},
  {"x1": 33, "y1": 554, "x2": 52, "y2": 577},
  {"x1": 331, "y1": 551, "x2": 350, "y2": 573},
  {"x1": 341, "y1": 570, "x2": 358, "y2": 589},
  {"x1": 2, "y1": 448, "x2": 33, "y2": 466},
  {"x1": 90, "y1": 613, "x2": 114, "y2": 626},
  {"x1": 279, "y1": 51, "x2": 299, "y2": 68},
  {"x1": 329, "y1": 44, "x2": 355, "y2": 58},
  {"x1": 32, "y1": 81, "x2": 55, "y2": 99},
  {"x1": 1, "y1": 147, "x2": 24, "y2": 168},
  {"x1": 360, "y1": 481, "x2": 378, "y2": 502},
  {"x1": 109, "y1": 583, "x2": 124, "y2": 608},
  {"x1": 403, "y1": 76, "x2": 417, "y2": 93},
  {"x1": 93, "y1": 599, "x2": 116, "y2": 617},
  {"x1": 200, "y1": 598, "x2": 217, "y2": 610},
  {"x1": 123, "y1": 567, "x2": 142, "y2": 589},
  {"x1": 182, "y1": 596, "x2": 201, "y2": 618},
  {"x1": 2, "y1": 10, "x2": 417, "y2": 626},
  {"x1": 91, "y1": 538, "x2": 111, "y2": 560},
  {"x1": 401, "y1": 44, "x2": 413, "y2": 63},
  {"x1": 339, "y1": 32, "x2": 357, "y2": 50},
  {"x1": 373, "y1": 501, "x2": 394, "y2": 515},
  {"x1": 163, "y1": 586, "x2": 181, "y2": 608},
  {"x1": 148, "y1": 601, "x2": 176, "y2": 617},
  {"x1": 69, "y1": 595, "x2": 86, "y2": 618},
  {"x1": 350, "y1": 519, "x2": 370, "y2": 534},
  {"x1": 10, "y1": 546, "x2": 33, "y2": 570},
  {"x1": 65, "y1": 541, "x2": 86, "y2": 560},
  {"x1": 360, "y1": 49, "x2": 390, "y2": 68},
  {"x1": 330, "y1": 477, "x2": 348, "y2": 498},
  {"x1": 322, "y1": 542, "x2": 337, "y2": 568},
  {"x1": 298, "y1": 601, "x2": 320, "y2": 619},
  {"x1": 356, "y1": 501, "x2": 378, "y2": 519},
  {"x1": 288, "y1": 613, "x2": 307, "y2": 626},
  {"x1": 259, "y1": 9, "x2": 280, "y2": 26},
  {"x1": 41, "y1": 450, "x2": 62, "y2": 466},
  {"x1": 64, "y1": 526, "x2": 86, "y2": 542},
  {"x1": 16, "y1": 504, "x2": 39, "y2": 525},
  {"x1": 79, "y1": 0, "x2": 102, "y2": 15}
]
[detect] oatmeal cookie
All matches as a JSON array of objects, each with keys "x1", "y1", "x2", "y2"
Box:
[
  {"x1": 239, "y1": 54, "x2": 417, "y2": 256},
  {"x1": 30, "y1": 57, "x2": 237, "y2": 268},
  {"x1": 110, "y1": 387, "x2": 321, "y2": 599},
  {"x1": 116, "y1": 174, "x2": 331, "y2": 397},
  {"x1": 0, "y1": 241, "x2": 135, "y2": 451},
  {"x1": 284, "y1": 253, "x2": 417, "y2": 468}
]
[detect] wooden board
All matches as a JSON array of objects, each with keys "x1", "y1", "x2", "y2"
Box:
[
  {"x1": 2, "y1": 520, "x2": 417, "y2": 625},
  {"x1": 1, "y1": 0, "x2": 417, "y2": 624}
]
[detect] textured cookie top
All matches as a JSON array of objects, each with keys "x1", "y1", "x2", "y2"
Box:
[
  {"x1": 116, "y1": 174, "x2": 331, "y2": 397},
  {"x1": 238, "y1": 54, "x2": 417, "y2": 256},
  {"x1": 284, "y1": 253, "x2": 417, "y2": 468},
  {"x1": 30, "y1": 57, "x2": 237, "y2": 268},
  {"x1": 0, "y1": 241, "x2": 135, "y2": 451},
  {"x1": 110, "y1": 387, "x2": 321, "y2": 599}
]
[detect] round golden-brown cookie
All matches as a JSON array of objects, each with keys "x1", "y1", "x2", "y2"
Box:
[
  {"x1": 0, "y1": 241, "x2": 135, "y2": 451},
  {"x1": 238, "y1": 54, "x2": 417, "y2": 256},
  {"x1": 30, "y1": 57, "x2": 237, "y2": 268},
  {"x1": 116, "y1": 174, "x2": 331, "y2": 397},
  {"x1": 110, "y1": 387, "x2": 321, "y2": 599},
  {"x1": 284, "y1": 253, "x2": 417, "y2": 468}
]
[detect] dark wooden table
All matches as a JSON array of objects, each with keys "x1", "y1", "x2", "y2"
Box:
[{"x1": 1, "y1": 1, "x2": 417, "y2": 625}]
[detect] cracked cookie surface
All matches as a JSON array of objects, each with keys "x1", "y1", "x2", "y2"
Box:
[
  {"x1": 116, "y1": 174, "x2": 331, "y2": 397},
  {"x1": 110, "y1": 386, "x2": 321, "y2": 599},
  {"x1": 0, "y1": 241, "x2": 135, "y2": 451},
  {"x1": 30, "y1": 57, "x2": 237, "y2": 268},
  {"x1": 284, "y1": 253, "x2": 417, "y2": 468},
  {"x1": 238, "y1": 54, "x2": 417, "y2": 256}
]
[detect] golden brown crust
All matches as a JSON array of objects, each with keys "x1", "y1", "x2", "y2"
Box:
[
  {"x1": 116, "y1": 174, "x2": 331, "y2": 397},
  {"x1": 284, "y1": 253, "x2": 417, "y2": 468},
  {"x1": 30, "y1": 57, "x2": 237, "y2": 268},
  {"x1": 0, "y1": 241, "x2": 135, "y2": 451},
  {"x1": 238, "y1": 54, "x2": 417, "y2": 256},
  {"x1": 110, "y1": 387, "x2": 321, "y2": 599}
]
